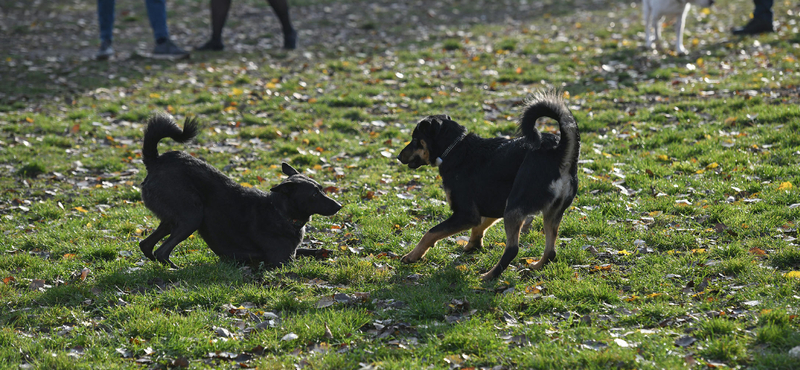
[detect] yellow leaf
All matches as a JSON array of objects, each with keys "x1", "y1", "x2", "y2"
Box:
[
  {"x1": 691, "y1": 248, "x2": 706, "y2": 254},
  {"x1": 25, "y1": 117, "x2": 34, "y2": 123},
  {"x1": 778, "y1": 182, "x2": 793, "y2": 191},
  {"x1": 562, "y1": 91, "x2": 570, "y2": 99},
  {"x1": 618, "y1": 250, "x2": 632, "y2": 255},
  {"x1": 784, "y1": 271, "x2": 800, "y2": 279},
  {"x1": 74, "y1": 207, "x2": 88, "y2": 213},
  {"x1": 149, "y1": 93, "x2": 160, "y2": 98},
  {"x1": 657, "y1": 154, "x2": 670, "y2": 161},
  {"x1": 456, "y1": 265, "x2": 468, "y2": 271},
  {"x1": 647, "y1": 293, "x2": 662, "y2": 298},
  {"x1": 266, "y1": 82, "x2": 277, "y2": 89},
  {"x1": 240, "y1": 182, "x2": 253, "y2": 188},
  {"x1": 701, "y1": 7, "x2": 711, "y2": 15},
  {"x1": 695, "y1": 169, "x2": 705, "y2": 174},
  {"x1": 706, "y1": 162, "x2": 719, "y2": 169},
  {"x1": 231, "y1": 88, "x2": 244, "y2": 96}
]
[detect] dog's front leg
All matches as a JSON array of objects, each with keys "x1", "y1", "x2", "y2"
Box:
[
  {"x1": 401, "y1": 214, "x2": 479, "y2": 264},
  {"x1": 464, "y1": 217, "x2": 499, "y2": 252}
]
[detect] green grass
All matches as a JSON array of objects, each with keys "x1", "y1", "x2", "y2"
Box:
[{"x1": 1, "y1": 0, "x2": 800, "y2": 368}]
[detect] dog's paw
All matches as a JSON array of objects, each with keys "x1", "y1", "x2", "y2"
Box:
[
  {"x1": 463, "y1": 241, "x2": 482, "y2": 253},
  {"x1": 156, "y1": 257, "x2": 179, "y2": 269},
  {"x1": 676, "y1": 46, "x2": 689, "y2": 56},
  {"x1": 479, "y1": 271, "x2": 497, "y2": 281},
  {"x1": 400, "y1": 254, "x2": 418, "y2": 264}
]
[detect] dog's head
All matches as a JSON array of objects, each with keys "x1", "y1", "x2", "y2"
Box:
[
  {"x1": 270, "y1": 163, "x2": 343, "y2": 216},
  {"x1": 397, "y1": 114, "x2": 465, "y2": 169}
]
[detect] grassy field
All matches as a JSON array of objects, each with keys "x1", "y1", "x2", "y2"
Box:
[{"x1": 2, "y1": 0, "x2": 800, "y2": 368}]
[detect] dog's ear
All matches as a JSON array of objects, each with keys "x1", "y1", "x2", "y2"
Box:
[
  {"x1": 281, "y1": 162, "x2": 300, "y2": 176},
  {"x1": 271, "y1": 181, "x2": 296, "y2": 195}
]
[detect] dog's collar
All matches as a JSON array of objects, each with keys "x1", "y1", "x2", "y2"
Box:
[{"x1": 433, "y1": 132, "x2": 467, "y2": 167}]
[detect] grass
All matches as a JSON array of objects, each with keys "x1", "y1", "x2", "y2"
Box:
[{"x1": 1, "y1": 0, "x2": 800, "y2": 368}]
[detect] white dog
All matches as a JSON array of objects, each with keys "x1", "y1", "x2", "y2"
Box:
[{"x1": 642, "y1": 0, "x2": 714, "y2": 54}]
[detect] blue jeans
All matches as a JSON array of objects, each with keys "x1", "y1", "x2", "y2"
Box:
[
  {"x1": 97, "y1": 0, "x2": 170, "y2": 43},
  {"x1": 753, "y1": 0, "x2": 773, "y2": 22}
]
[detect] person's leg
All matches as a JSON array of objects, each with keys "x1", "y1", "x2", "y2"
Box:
[
  {"x1": 144, "y1": 0, "x2": 170, "y2": 43},
  {"x1": 97, "y1": 0, "x2": 115, "y2": 43},
  {"x1": 752, "y1": 0, "x2": 774, "y2": 22},
  {"x1": 266, "y1": 0, "x2": 296, "y2": 49},
  {"x1": 732, "y1": 0, "x2": 774, "y2": 35},
  {"x1": 196, "y1": 0, "x2": 231, "y2": 50}
]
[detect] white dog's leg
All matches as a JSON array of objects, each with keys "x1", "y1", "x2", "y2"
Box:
[
  {"x1": 643, "y1": 0, "x2": 653, "y2": 48},
  {"x1": 675, "y1": 3, "x2": 691, "y2": 55}
]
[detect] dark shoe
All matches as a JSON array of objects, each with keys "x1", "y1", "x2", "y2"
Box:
[
  {"x1": 283, "y1": 29, "x2": 297, "y2": 50},
  {"x1": 732, "y1": 18, "x2": 774, "y2": 35},
  {"x1": 95, "y1": 40, "x2": 114, "y2": 60},
  {"x1": 152, "y1": 39, "x2": 190, "y2": 60},
  {"x1": 195, "y1": 39, "x2": 224, "y2": 51}
]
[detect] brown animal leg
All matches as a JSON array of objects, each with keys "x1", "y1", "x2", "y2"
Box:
[
  {"x1": 530, "y1": 213, "x2": 562, "y2": 270},
  {"x1": 481, "y1": 211, "x2": 525, "y2": 280},
  {"x1": 464, "y1": 217, "x2": 499, "y2": 252},
  {"x1": 402, "y1": 214, "x2": 479, "y2": 263}
]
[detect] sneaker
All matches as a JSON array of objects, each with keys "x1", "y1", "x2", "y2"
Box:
[
  {"x1": 95, "y1": 40, "x2": 114, "y2": 60},
  {"x1": 152, "y1": 39, "x2": 190, "y2": 60},
  {"x1": 732, "y1": 18, "x2": 774, "y2": 35},
  {"x1": 195, "y1": 39, "x2": 224, "y2": 51},
  {"x1": 283, "y1": 29, "x2": 297, "y2": 50}
]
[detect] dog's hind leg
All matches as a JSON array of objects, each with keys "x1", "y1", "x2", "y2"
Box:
[
  {"x1": 464, "y1": 217, "x2": 499, "y2": 252},
  {"x1": 529, "y1": 210, "x2": 564, "y2": 270},
  {"x1": 139, "y1": 222, "x2": 171, "y2": 261},
  {"x1": 643, "y1": 0, "x2": 653, "y2": 48},
  {"x1": 401, "y1": 213, "x2": 479, "y2": 263},
  {"x1": 481, "y1": 210, "x2": 526, "y2": 281},
  {"x1": 674, "y1": 4, "x2": 691, "y2": 54},
  {"x1": 152, "y1": 213, "x2": 202, "y2": 268}
]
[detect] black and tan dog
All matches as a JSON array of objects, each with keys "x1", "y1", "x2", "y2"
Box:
[
  {"x1": 139, "y1": 114, "x2": 342, "y2": 268},
  {"x1": 397, "y1": 91, "x2": 580, "y2": 280}
]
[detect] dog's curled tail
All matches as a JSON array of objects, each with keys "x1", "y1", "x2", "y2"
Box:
[
  {"x1": 520, "y1": 90, "x2": 580, "y2": 172},
  {"x1": 142, "y1": 113, "x2": 199, "y2": 167}
]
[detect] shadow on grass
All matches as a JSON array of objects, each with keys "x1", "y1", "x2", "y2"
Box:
[{"x1": 0, "y1": 0, "x2": 634, "y2": 103}]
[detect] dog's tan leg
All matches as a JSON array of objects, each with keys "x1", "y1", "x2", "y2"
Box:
[
  {"x1": 481, "y1": 211, "x2": 525, "y2": 280},
  {"x1": 464, "y1": 217, "x2": 499, "y2": 252},
  {"x1": 530, "y1": 213, "x2": 562, "y2": 270},
  {"x1": 402, "y1": 214, "x2": 479, "y2": 263}
]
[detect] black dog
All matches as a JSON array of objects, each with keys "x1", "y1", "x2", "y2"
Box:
[
  {"x1": 397, "y1": 91, "x2": 580, "y2": 280},
  {"x1": 139, "y1": 114, "x2": 342, "y2": 268}
]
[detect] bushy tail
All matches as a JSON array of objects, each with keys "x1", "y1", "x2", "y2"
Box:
[
  {"x1": 142, "y1": 113, "x2": 199, "y2": 167},
  {"x1": 519, "y1": 91, "x2": 580, "y2": 173}
]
